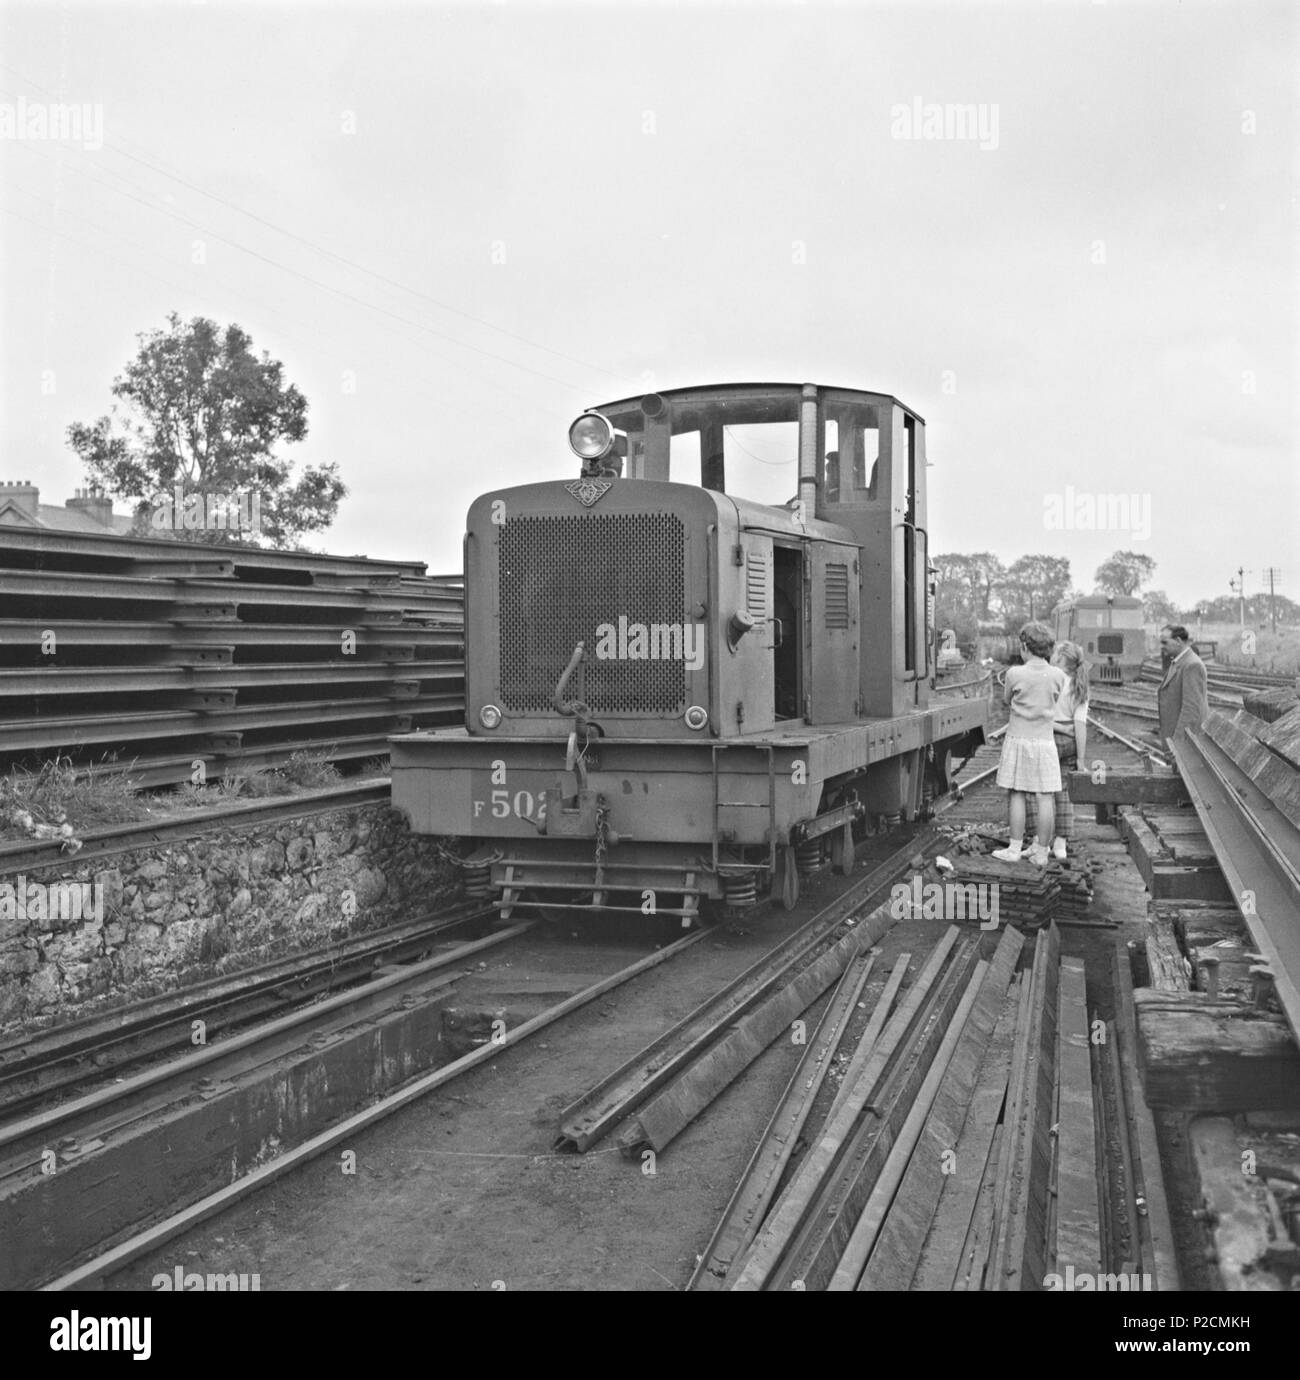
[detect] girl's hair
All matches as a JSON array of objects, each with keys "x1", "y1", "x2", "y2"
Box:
[
  {"x1": 1018, "y1": 620, "x2": 1054, "y2": 660},
  {"x1": 1053, "y1": 639, "x2": 1090, "y2": 706}
]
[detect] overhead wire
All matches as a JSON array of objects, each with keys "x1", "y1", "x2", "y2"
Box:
[
  {"x1": 0, "y1": 185, "x2": 572, "y2": 427},
  {"x1": 0, "y1": 60, "x2": 642, "y2": 392}
]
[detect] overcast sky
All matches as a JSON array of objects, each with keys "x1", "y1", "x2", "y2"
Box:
[{"x1": 2, "y1": 0, "x2": 1296, "y2": 609}]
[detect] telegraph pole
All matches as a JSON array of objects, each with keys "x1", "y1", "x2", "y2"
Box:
[{"x1": 1261, "y1": 567, "x2": 1282, "y2": 634}]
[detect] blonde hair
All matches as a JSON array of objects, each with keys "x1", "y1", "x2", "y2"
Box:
[
  {"x1": 1018, "y1": 621, "x2": 1054, "y2": 660},
  {"x1": 1053, "y1": 639, "x2": 1090, "y2": 707}
]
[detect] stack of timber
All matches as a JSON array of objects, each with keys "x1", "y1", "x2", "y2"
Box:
[
  {"x1": 941, "y1": 855, "x2": 1058, "y2": 929},
  {"x1": 693, "y1": 923, "x2": 1177, "y2": 1290},
  {"x1": 1134, "y1": 889, "x2": 1300, "y2": 1117},
  {"x1": 1242, "y1": 685, "x2": 1300, "y2": 725},
  {"x1": 1117, "y1": 804, "x2": 1233, "y2": 905},
  {"x1": 0, "y1": 527, "x2": 464, "y2": 787},
  {"x1": 1051, "y1": 853, "x2": 1096, "y2": 921},
  {"x1": 1142, "y1": 901, "x2": 1258, "y2": 1004}
]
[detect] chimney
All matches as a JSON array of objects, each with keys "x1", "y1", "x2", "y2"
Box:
[
  {"x1": 66, "y1": 484, "x2": 115, "y2": 526},
  {"x1": 0, "y1": 480, "x2": 40, "y2": 519}
]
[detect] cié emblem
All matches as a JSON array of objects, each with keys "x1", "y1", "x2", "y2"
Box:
[{"x1": 564, "y1": 478, "x2": 611, "y2": 508}]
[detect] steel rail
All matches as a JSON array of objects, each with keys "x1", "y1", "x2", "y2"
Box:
[
  {"x1": 41, "y1": 924, "x2": 709, "y2": 1290},
  {"x1": 1169, "y1": 730, "x2": 1300, "y2": 1042},
  {"x1": 0, "y1": 525, "x2": 431, "y2": 579},
  {"x1": 1140, "y1": 659, "x2": 1294, "y2": 690},
  {"x1": 0, "y1": 620, "x2": 463, "y2": 647},
  {"x1": 0, "y1": 661, "x2": 465, "y2": 696},
  {"x1": 687, "y1": 953, "x2": 879, "y2": 1290},
  {"x1": 0, "y1": 568, "x2": 464, "y2": 615},
  {"x1": 554, "y1": 828, "x2": 949, "y2": 1153},
  {"x1": 0, "y1": 902, "x2": 492, "y2": 1112},
  {"x1": 1086, "y1": 711, "x2": 1169, "y2": 767},
  {"x1": 0, "y1": 921, "x2": 535, "y2": 1158},
  {"x1": 0, "y1": 696, "x2": 460, "y2": 753}
]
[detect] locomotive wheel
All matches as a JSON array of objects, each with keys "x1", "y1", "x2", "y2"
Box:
[
  {"x1": 530, "y1": 889, "x2": 584, "y2": 928},
  {"x1": 774, "y1": 847, "x2": 800, "y2": 910},
  {"x1": 830, "y1": 820, "x2": 855, "y2": 876}
]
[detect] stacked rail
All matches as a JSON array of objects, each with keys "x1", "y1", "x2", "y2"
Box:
[
  {"x1": 1139, "y1": 657, "x2": 1297, "y2": 695},
  {"x1": 1168, "y1": 701, "x2": 1300, "y2": 1042},
  {"x1": 0, "y1": 527, "x2": 465, "y2": 787}
]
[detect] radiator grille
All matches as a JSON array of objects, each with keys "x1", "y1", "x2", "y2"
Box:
[
  {"x1": 824, "y1": 562, "x2": 850, "y2": 629},
  {"x1": 498, "y1": 513, "x2": 688, "y2": 713},
  {"x1": 1097, "y1": 634, "x2": 1125, "y2": 655}
]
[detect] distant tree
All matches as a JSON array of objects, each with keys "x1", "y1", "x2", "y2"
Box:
[
  {"x1": 933, "y1": 552, "x2": 1005, "y2": 623},
  {"x1": 1193, "y1": 592, "x2": 1300, "y2": 625},
  {"x1": 932, "y1": 552, "x2": 1009, "y2": 646},
  {"x1": 67, "y1": 313, "x2": 345, "y2": 546},
  {"x1": 1094, "y1": 550, "x2": 1157, "y2": 597},
  {"x1": 1142, "y1": 589, "x2": 1182, "y2": 626},
  {"x1": 997, "y1": 555, "x2": 1072, "y2": 626}
]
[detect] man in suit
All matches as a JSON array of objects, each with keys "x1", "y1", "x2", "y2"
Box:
[{"x1": 1157, "y1": 624, "x2": 1209, "y2": 746}]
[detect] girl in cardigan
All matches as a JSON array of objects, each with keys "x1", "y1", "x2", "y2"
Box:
[{"x1": 992, "y1": 621, "x2": 1068, "y2": 865}]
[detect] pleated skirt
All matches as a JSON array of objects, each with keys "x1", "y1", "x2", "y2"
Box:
[{"x1": 996, "y1": 737, "x2": 1062, "y2": 793}]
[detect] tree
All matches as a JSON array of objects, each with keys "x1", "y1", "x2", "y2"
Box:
[
  {"x1": 1094, "y1": 550, "x2": 1156, "y2": 597},
  {"x1": 997, "y1": 555, "x2": 1072, "y2": 626},
  {"x1": 932, "y1": 552, "x2": 1008, "y2": 645},
  {"x1": 1142, "y1": 589, "x2": 1182, "y2": 626},
  {"x1": 932, "y1": 552, "x2": 1005, "y2": 622},
  {"x1": 67, "y1": 313, "x2": 345, "y2": 546}
]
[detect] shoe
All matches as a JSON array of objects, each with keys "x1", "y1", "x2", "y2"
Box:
[
  {"x1": 1052, "y1": 837, "x2": 1067, "y2": 861},
  {"x1": 1026, "y1": 844, "x2": 1050, "y2": 867},
  {"x1": 992, "y1": 843, "x2": 1023, "y2": 862}
]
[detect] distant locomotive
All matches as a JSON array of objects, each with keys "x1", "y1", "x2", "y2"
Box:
[
  {"x1": 391, "y1": 383, "x2": 988, "y2": 921},
  {"x1": 1050, "y1": 594, "x2": 1146, "y2": 683}
]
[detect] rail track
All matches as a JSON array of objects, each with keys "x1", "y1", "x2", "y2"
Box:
[
  {"x1": 0, "y1": 899, "x2": 494, "y2": 1117},
  {"x1": 1139, "y1": 657, "x2": 1296, "y2": 693},
  {"x1": 27, "y1": 921, "x2": 708, "y2": 1290}
]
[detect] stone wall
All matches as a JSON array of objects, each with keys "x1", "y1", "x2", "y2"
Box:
[{"x1": 0, "y1": 805, "x2": 459, "y2": 1033}]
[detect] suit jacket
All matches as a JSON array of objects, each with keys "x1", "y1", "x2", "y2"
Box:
[{"x1": 1157, "y1": 648, "x2": 1209, "y2": 746}]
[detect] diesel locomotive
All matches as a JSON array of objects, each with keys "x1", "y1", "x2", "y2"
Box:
[
  {"x1": 1050, "y1": 594, "x2": 1146, "y2": 683},
  {"x1": 390, "y1": 382, "x2": 988, "y2": 921}
]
